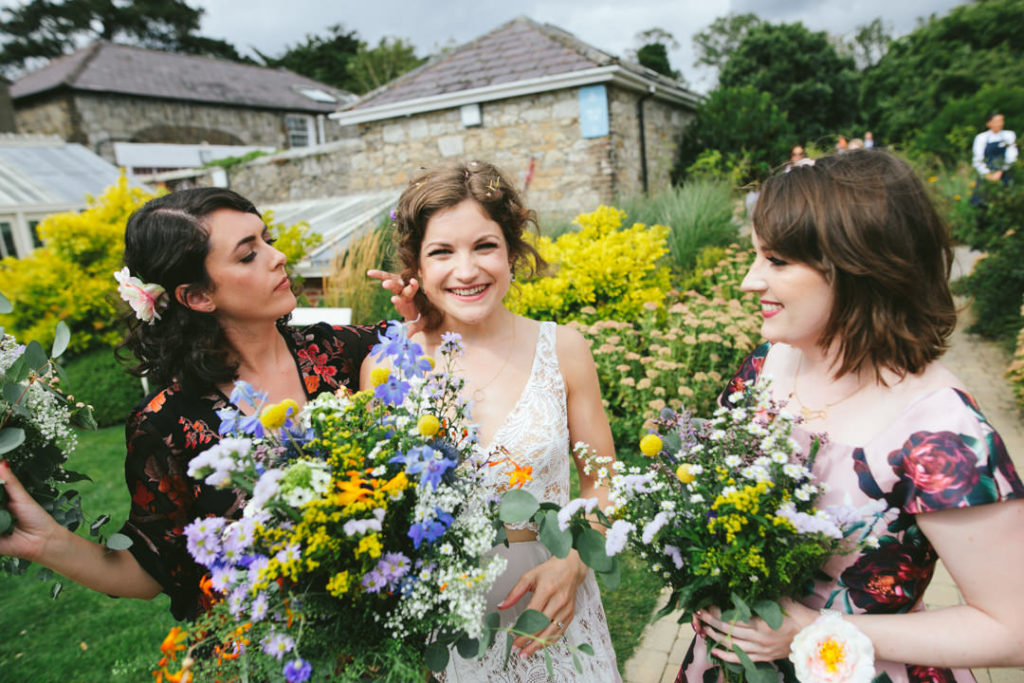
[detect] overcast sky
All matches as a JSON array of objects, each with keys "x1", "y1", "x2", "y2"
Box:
[{"x1": 193, "y1": 0, "x2": 968, "y2": 92}]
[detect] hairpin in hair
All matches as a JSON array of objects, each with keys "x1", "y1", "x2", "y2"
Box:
[{"x1": 487, "y1": 177, "x2": 501, "y2": 192}]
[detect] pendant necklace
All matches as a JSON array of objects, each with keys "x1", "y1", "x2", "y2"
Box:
[
  {"x1": 788, "y1": 355, "x2": 868, "y2": 422},
  {"x1": 469, "y1": 319, "x2": 516, "y2": 404}
]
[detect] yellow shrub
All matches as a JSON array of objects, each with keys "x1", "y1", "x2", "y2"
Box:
[{"x1": 509, "y1": 206, "x2": 671, "y2": 322}]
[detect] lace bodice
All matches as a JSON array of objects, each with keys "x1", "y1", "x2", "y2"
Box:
[{"x1": 476, "y1": 322, "x2": 570, "y2": 529}]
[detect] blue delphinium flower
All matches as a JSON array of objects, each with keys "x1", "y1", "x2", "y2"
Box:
[
  {"x1": 375, "y1": 374, "x2": 411, "y2": 406},
  {"x1": 420, "y1": 456, "x2": 456, "y2": 490},
  {"x1": 389, "y1": 445, "x2": 434, "y2": 475}
]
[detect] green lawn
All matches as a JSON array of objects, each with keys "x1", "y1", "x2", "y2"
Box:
[{"x1": 0, "y1": 426, "x2": 662, "y2": 679}]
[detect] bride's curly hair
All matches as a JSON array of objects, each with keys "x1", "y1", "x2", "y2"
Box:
[
  {"x1": 117, "y1": 188, "x2": 285, "y2": 391},
  {"x1": 393, "y1": 160, "x2": 547, "y2": 330}
]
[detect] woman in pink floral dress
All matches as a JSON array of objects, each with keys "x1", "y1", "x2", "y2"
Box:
[{"x1": 678, "y1": 150, "x2": 1024, "y2": 682}]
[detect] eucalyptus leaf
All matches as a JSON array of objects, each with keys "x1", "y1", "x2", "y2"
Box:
[
  {"x1": 752, "y1": 599, "x2": 783, "y2": 630},
  {"x1": 572, "y1": 652, "x2": 581, "y2": 673},
  {"x1": 61, "y1": 469, "x2": 92, "y2": 484},
  {"x1": 513, "y1": 608, "x2": 550, "y2": 635},
  {"x1": 538, "y1": 509, "x2": 572, "y2": 558},
  {"x1": 3, "y1": 382, "x2": 23, "y2": 405},
  {"x1": 0, "y1": 428, "x2": 25, "y2": 455},
  {"x1": 733, "y1": 645, "x2": 777, "y2": 683},
  {"x1": 50, "y1": 581, "x2": 63, "y2": 600},
  {"x1": 723, "y1": 592, "x2": 752, "y2": 623},
  {"x1": 455, "y1": 634, "x2": 479, "y2": 660},
  {"x1": 482, "y1": 612, "x2": 499, "y2": 653},
  {"x1": 424, "y1": 642, "x2": 450, "y2": 671},
  {"x1": 35, "y1": 567, "x2": 54, "y2": 582},
  {"x1": 575, "y1": 527, "x2": 613, "y2": 573},
  {"x1": 105, "y1": 533, "x2": 134, "y2": 551},
  {"x1": 544, "y1": 649, "x2": 553, "y2": 677},
  {"x1": 503, "y1": 632, "x2": 514, "y2": 668},
  {"x1": 5, "y1": 355, "x2": 28, "y2": 383},
  {"x1": 0, "y1": 291, "x2": 11, "y2": 314},
  {"x1": 23, "y1": 341, "x2": 48, "y2": 372},
  {"x1": 0, "y1": 508, "x2": 13, "y2": 535},
  {"x1": 577, "y1": 643, "x2": 595, "y2": 656},
  {"x1": 51, "y1": 321, "x2": 70, "y2": 359},
  {"x1": 597, "y1": 557, "x2": 620, "y2": 590},
  {"x1": 872, "y1": 674, "x2": 894, "y2": 683},
  {"x1": 498, "y1": 489, "x2": 540, "y2": 523}
]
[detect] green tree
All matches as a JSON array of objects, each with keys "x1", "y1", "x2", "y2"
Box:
[
  {"x1": 633, "y1": 28, "x2": 681, "y2": 80},
  {"x1": 692, "y1": 12, "x2": 762, "y2": 73},
  {"x1": 256, "y1": 24, "x2": 361, "y2": 93},
  {"x1": 844, "y1": 17, "x2": 892, "y2": 70},
  {"x1": 719, "y1": 22, "x2": 859, "y2": 142},
  {"x1": 346, "y1": 36, "x2": 425, "y2": 95},
  {"x1": 0, "y1": 0, "x2": 244, "y2": 75},
  {"x1": 861, "y1": 0, "x2": 1024, "y2": 151},
  {"x1": 674, "y1": 85, "x2": 796, "y2": 186}
]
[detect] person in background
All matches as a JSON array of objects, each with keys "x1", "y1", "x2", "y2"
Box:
[
  {"x1": 972, "y1": 111, "x2": 1017, "y2": 186},
  {"x1": 864, "y1": 131, "x2": 875, "y2": 149},
  {"x1": 785, "y1": 145, "x2": 814, "y2": 173}
]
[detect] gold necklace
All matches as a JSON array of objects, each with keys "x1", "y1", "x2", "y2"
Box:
[
  {"x1": 789, "y1": 355, "x2": 868, "y2": 421},
  {"x1": 469, "y1": 319, "x2": 516, "y2": 404}
]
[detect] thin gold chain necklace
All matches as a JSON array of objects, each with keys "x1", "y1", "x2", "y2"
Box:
[
  {"x1": 789, "y1": 355, "x2": 869, "y2": 421},
  {"x1": 468, "y1": 319, "x2": 516, "y2": 404}
]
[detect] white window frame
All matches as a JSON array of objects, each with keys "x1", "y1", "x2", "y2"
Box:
[{"x1": 285, "y1": 114, "x2": 316, "y2": 148}]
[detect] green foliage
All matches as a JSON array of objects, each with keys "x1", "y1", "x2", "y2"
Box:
[
  {"x1": 508, "y1": 206, "x2": 672, "y2": 324},
  {"x1": 576, "y1": 244, "x2": 759, "y2": 456},
  {"x1": 0, "y1": 174, "x2": 155, "y2": 356},
  {"x1": 861, "y1": 0, "x2": 1024, "y2": 150},
  {"x1": 719, "y1": 22, "x2": 860, "y2": 142},
  {"x1": 616, "y1": 179, "x2": 737, "y2": 275},
  {"x1": 347, "y1": 36, "x2": 425, "y2": 95},
  {"x1": 255, "y1": 23, "x2": 362, "y2": 92},
  {"x1": 61, "y1": 349, "x2": 143, "y2": 427},
  {"x1": 323, "y1": 219, "x2": 396, "y2": 325},
  {"x1": 674, "y1": 86, "x2": 795, "y2": 185},
  {"x1": 840, "y1": 17, "x2": 893, "y2": 70},
  {"x1": 691, "y1": 12, "x2": 763, "y2": 74},
  {"x1": 911, "y1": 85, "x2": 1024, "y2": 167},
  {"x1": 0, "y1": 0, "x2": 245, "y2": 75},
  {"x1": 635, "y1": 42, "x2": 678, "y2": 79},
  {"x1": 954, "y1": 179, "x2": 1024, "y2": 346},
  {"x1": 204, "y1": 149, "x2": 268, "y2": 171}
]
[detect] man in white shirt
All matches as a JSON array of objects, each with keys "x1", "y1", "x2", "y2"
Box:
[{"x1": 972, "y1": 111, "x2": 1017, "y2": 184}]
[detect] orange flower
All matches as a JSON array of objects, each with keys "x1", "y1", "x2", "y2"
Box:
[
  {"x1": 507, "y1": 460, "x2": 533, "y2": 489},
  {"x1": 159, "y1": 626, "x2": 188, "y2": 661},
  {"x1": 336, "y1": 473, "x2": 372, "y2": 506}
]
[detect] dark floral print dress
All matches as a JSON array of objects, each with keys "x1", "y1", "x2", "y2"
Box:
[
  {"x1": 678, "y1": 342, "x2": 1024, "y2": 683},
  {"x1": 119, "y1": 322, "x2": 384, "y2": 620}
]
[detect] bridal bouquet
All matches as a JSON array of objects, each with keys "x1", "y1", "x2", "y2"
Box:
[
  {"x1": 158, "y1": 323, "x2": 510, "y2": 683},
  {"x1": 0, "y1": 292, "x2": 97, "y2": 586},
  {"x1": 574, "y1": 381, "x2": 884, "y2": 682}
]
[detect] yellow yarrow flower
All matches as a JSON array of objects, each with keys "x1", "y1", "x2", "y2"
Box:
[
  {"x1": 369, "y1": 366, "x2": 390, "y2": 387},
  {"x1": 355, "y1": 533, "x2": 382, "y2": 559},
  {"x1": 417, "y1": 414, "x2": 440, "y2": 437},
  {"x1": 639, "y1": 434, "x2": 662, "y2": 457}
]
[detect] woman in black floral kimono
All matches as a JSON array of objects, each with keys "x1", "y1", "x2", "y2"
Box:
[{"x1": 0, "y1": 188, "x2": 417, "y2": 620}]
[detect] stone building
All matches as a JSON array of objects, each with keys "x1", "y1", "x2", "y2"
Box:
[
  {"x1": 10, "y1": 42, "x2": 352, "y2": 172},
  {"x1": 229, "y1": 17, "x2": 699, "y2": 221}
]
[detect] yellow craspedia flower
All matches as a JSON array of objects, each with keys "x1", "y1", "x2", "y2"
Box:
[
  {"x1": 420, "y1": 355, "x2": 435, "y2": 370},
  {"x1": 370, "y1": 366, "x2": 390, "y2": 387},
  {"x1": 639, "y1": 433, "x2": 662, "y2": 457},
  {"x1": 676, "y1": 464, "x2": 695, "y2": 484},
  {"x1": 417, "y1": 414, "x2": 440, "y2": 437},
  {"x1": 260, "y1": 399, "x2": 299, "y2": 430}
]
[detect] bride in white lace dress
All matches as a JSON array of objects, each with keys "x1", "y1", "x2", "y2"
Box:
[{"x1": 367, "y1": 161, "x2": 621, "y2": 682}]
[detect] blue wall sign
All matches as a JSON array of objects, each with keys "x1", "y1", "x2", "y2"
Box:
[{"x1": 579, "y1": 85, "x2": 609, "y2": 139}]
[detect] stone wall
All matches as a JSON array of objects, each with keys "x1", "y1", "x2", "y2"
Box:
[
  {"x1": 15, "y1": 92, "x2": 344, "y2": 162},
  {"x1": 229, "y1": 85, "x2": 693, "y2": 223},
  {"x1": 14, "y1": 96, "x2": 76, "y2": 141}
]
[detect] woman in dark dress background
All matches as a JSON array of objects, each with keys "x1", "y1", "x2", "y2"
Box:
[{"x1": 0, "y1": 188, "x2": 417, "y2": 619}]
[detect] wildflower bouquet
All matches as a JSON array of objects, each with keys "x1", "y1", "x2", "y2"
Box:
[
  {"x1": 587, "y1": 381, "x2": 880, "y2": 683},
  {"x1": 0, "y1": 292, "x2": 98, "y2": 584},
  {"x1": 163, "y1": 323, "x2": 508, "y2": 682}
]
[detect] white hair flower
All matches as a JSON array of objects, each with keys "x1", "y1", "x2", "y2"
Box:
[{"x1": 114, "y1": 267, "x2": 167, "y2": 324}]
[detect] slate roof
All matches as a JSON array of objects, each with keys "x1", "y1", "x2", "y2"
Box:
[
  {"x1": 349, "y1": 16, "x2": 696, "y2": 112},
  {"x1": 11, "y1": 42, "x2": 352, "y2": 113},
  {"x1": 0, "y1": 134, "x2": 123, "y2": 208}
]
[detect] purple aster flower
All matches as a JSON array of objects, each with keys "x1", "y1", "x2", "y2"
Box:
[
  {"x1": 389, "y1": 208, "x2": 398, "y2": 221},
  {"x1": 210, "y1": 564, "x2": 236, "y2": 593},
  {"x1": 227, "y1": 587, "x2": 248, "y2": 618},
  {"x1": 361, "y1": 569, "x2": 387, "y2": 593},
  {"x1": 440, "y1": 330, "x2": 463, "y2": 356},
  {"x1": 250, "y1": 591, "x2": 269, "y2": 622},
  {"x1": 184, "y1": 516, "x2": 226, "y2": 568},
  {"x1": 284, "y1": 657, "x2": 313, "y2": 683},
  {"x1": 378, "y1": 552, "x2": 411, "y2": 582},
  {"x1": 262, "y1": 632, "x2": 296, "y2": 661}
]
